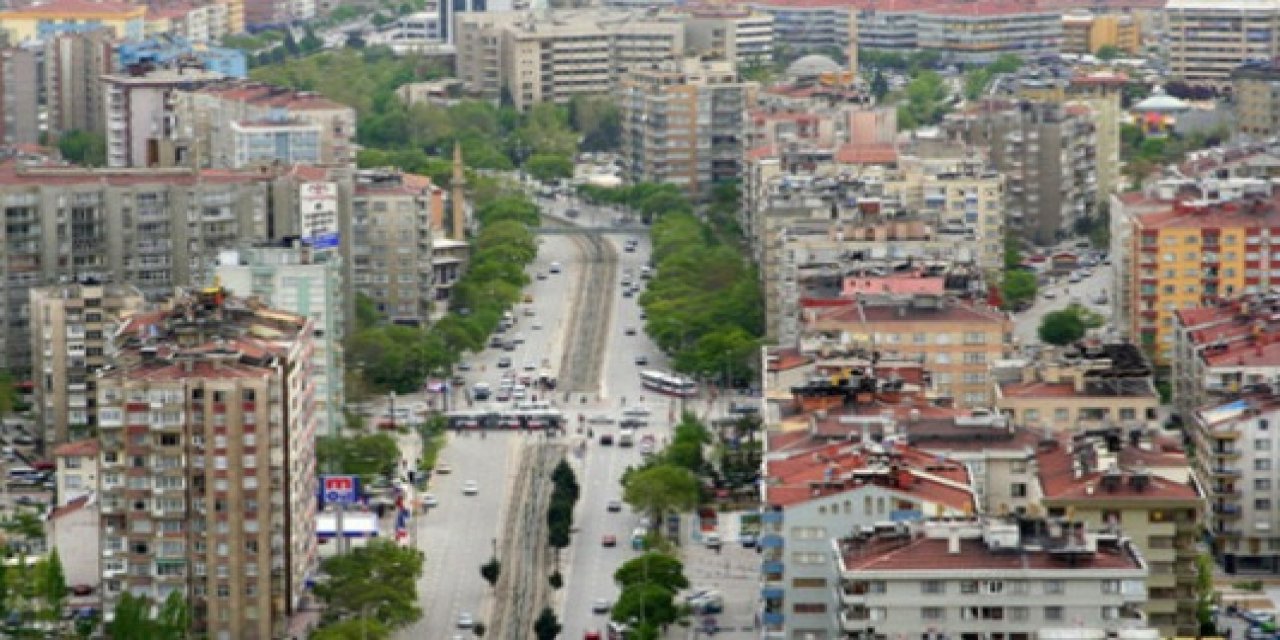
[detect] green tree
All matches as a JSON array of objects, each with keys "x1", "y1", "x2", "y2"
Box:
[
  {"x1": 316, "y1": 433, "x2": 400, "y2": 479},
  {"x1": 526, "y1": 154, "x2": 574, "y2": 183},
  {"x1": 480, "y1": 557, "x2": 501, "y2": 588},
  {"x1": 534, "y1": 606, "x2": 562, "y2": 640},
  {"x1": 1197, "y1": 553, "x2": 1218, "y2": 635},
  {"x1": 355, "y1": 292, "x2": 381, "y2": 330},
  {"x1": 870, "y1": 69, "x2": 889, "y2": 101},
  {"x1": 57, "y1": 130, "x2": 106, "y2": 167},
  {"x1": 300, "y1": 26, "x2": 323, "y2": 53},
  {"x1": 0, "y1": 370, "x2": 19, "y2": 415},
  {"x1": 156, "y1": 590, "x2": 190, "y2": 638},
  {"x1": 568, "y1": 95, "x2": 622, "y2": 151},
  {"x1": 610, "y1": 583, "x2": 682, "y2": 629},
  {"x1": 1038, "y1": 308, "x2": 1087, "y2": 345},
  {"x1": 312, "y1": 618, "x2": 391, "y2": 640},
  {"x1": 39, "y1": 548, "x2": 67, "y2": 619},
  {"x1": 1000, "y1": 271, "x2": 1038, "y2": 308},
  {"x1": 1095, "y1": 45, "x2": 1122, "y2": 61},
  {"x1": 106, "y1": 593, "x2": 154, "y2": 640},
  {"x1": 314, "y1": 540, "x2": 425, "y2": 629},
  {"x1": 613, "y1": 553, "x2": 689, "y2": 592},
  {"x1": 622, "y1": 465, "x2": 700, "y2": 534}
]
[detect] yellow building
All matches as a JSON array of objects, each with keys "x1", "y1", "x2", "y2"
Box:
[
  {"x1": 0, "y1": 0, "x2": 147, "y2": 43},
  {"x1": 1062, "y1": 12, "x2": 1141, "y2": 55},
  {"x1": 1113, "y1": 193, "x2": 1272, "y2": 365}
]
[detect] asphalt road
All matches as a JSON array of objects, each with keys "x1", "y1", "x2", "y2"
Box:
[{"x1": 1010, "y1": 262, "x2": 1116, "y2": 348}]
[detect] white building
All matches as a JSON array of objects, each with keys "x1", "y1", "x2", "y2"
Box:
[
  {"x1": 1167, "y1": 0, "x2": 1280, "y2": 88},
  {"x1": 102, "y1": 65, "x2": 226, "y2": 168},
  {"x1": 230, "y1": 118, "x2": 322, "y2": 168},
  {"x1": 52, "y1": 438, "x2": 99, "y2": 506}
]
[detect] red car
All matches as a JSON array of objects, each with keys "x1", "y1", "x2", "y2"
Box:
[
  {"x1": 601, "y1": 534, "x2": 617, "y2": 547},
  {"x1": 584, "y1": 632, "x2": 602, "y2": 640}
]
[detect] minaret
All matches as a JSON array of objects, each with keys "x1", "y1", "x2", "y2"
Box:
[{"x1": 450, "y1": 142, "x2": 467, "y2": 241}]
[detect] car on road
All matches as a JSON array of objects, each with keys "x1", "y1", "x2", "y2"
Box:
[
  {"x1": 584, "y1": 631, "x2": 602, "y2": 640},
  {"x1": 624, "y1": 327, "x2": 636, "y2": 336},
  {"x1": 463, "y1": 481, "x2": 479, "y2": 495},
  {"x1": 523, "y1": 361, "x2": 537, "y2": 371},
  {"x1": 1041, "y1": 290, "x2": 1057, "y2": 299},
  {"x1": 592, "y1": 599, "x2": 611, "y2": 614},
  {"x1": 532, "y1": 322, "x2": 543, "y2": 330},
  {"x1": 457, "y1": 612, "x2": 474, "y2": 629},
  {"x1": 601, "y1": 534, "x2": 617, "y2": 547},
  {"x1": 739, "y1": 533, "x2": 758, "y2": 548},
  {"x1": 607, "y1": 499, "x2": 622, "y2": 512},
  {"x1": 497, "y1": 356, "x2": 512, "y2": 368},
  {"x1": 599, "y1": 433, "x2": 614, "y2": 446},
  {"x1": 70, "y1": 584, "x2": 94, "y2": 597},
  {"x1": 549, "y1": 262, "x2": 562, "y2": 273},
  {"x1": 456, "y1": 362, "x2": 471, "y2": 371},
  {"x1": 422, "y1": 493, "x2": 438, "y2": 508},
  {"x1": 435, "y1": 462, "x2": 451, "y2": 475},
  {"x1": 634, "y1": 355, "x2": 648, "y2": 366},
  {"x1": 622, "y1": 289, "x2": 633, "y2": 298}
]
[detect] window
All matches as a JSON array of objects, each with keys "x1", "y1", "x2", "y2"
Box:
[
  {"x1": 1044, "y1": 606, "x2": 1064, "y2": 621},
  {"x1": 1101, "y1": 580, "x2": 1121, "y2": 594},
  {"x1": 1011, "y1": 483, "x2": 1027, "y2": 497},
  {"x1": 792, "y1": 603, "x2": 826, "y2": 614},
  {"x1": 1257, "y1": 438, "x2": 1272, "y2": 451},
  {"x1": 1257, "y1": 499, "x2": 1272, "y2": 511},
  {"x1": 922, "y1": 581, "x2": 945, "y2": 594},
  {"x1": 1257, "y1": 459, "x2": 1272, "y2": 471},
  {"x1": 922, "y1": 607, "x2": 945, "y2": 621},
  {"x1": 1258, "y1": 478, "x2": 1272, "y2": 491},
  {"x1": 1010, "y1": 607, "x2": 1029, "y2": 621},
  {"x1": 1054, "y1": 408, "x2": 1070, "y2": 422},
  {"x1": 792, "y1": 578, "x2": 826, "y2": 588},
  {"x1": 960, "y1": 580, "x2": 979, "y2": 594},
  {"x1": 960, "y1": 607, "x2": 1004, "y2": 620},
  {"x1": 1043, "y1": 580, "x2": 1064, "y2": 595},
  {"x1": 1009, "y1": 580, "x2": 1028, "y2": 595},
  {"x1": 963, "y1": 352, "x2": 986, "y2": 365}
]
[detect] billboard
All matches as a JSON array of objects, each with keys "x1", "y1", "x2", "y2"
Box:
[
  {"x1": 299, "y1": 181, "x2": 339, "y2": 250},
  {"x1": 321, "y1": 474, "x2": 360, "y2": 506}
]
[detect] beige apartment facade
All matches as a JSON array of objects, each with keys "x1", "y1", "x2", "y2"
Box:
[
  {"x1": 1168, "y1": 0, "x2": 1280, "y2": 88},
  {"x1": 30, "y1": 282, "x2": 144, "y2": 448}
]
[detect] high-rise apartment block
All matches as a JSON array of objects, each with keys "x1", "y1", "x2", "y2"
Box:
[
  {"x1": 44, "y1": 29, "x2": 115, "y2": 139},
  {"x1": 217, "y1": 242, "x2": 345, "y2": 436},
  {"x1": 619, "y1": 59, "x2": 756, "y2": 199},
  {"x1": 103, "y1": 64, "x2": 228, "y2": 168},
  {"x1": 351, "y1": 169, "x2": 441, "y2": 325},
  {"x1": 30, "y1": 282, "x2": 145, "y2": 448},
  {"x1": 946, "y1": 99, "x2": 1099, "y2": 246},
  {"x1": 455, "y1": 9, "x2": 685, "y2": 110},
  {"x1": 97, "y1": 287, "x2": 318, "y2": 640},
  {"x1": 915, "y1": 2, "x2": 1063, "y2": 65},
  {"x1": 1167, "y1": 0, "x2": 1280, "y2": 89},
  {"x1": 0, "y1": 48, "x2": 38, "y2": 146}
]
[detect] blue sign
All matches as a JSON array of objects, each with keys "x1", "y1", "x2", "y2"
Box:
[
  {"x1": 322, "y1": 475, "x2": 359, "y2": 505},
  {"x1": 305, "y1": 232, "x2": 340, "y2": 250}
]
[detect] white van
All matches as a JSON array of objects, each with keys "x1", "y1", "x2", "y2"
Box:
[{"x1": 6, "y1": 467, "x2": 39, "y2": 484}]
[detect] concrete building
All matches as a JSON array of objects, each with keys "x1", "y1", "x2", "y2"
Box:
[
  {"x1": 802, "y1": 295, "x2": 1010, "y2": 407},
  {"x1": 395, "y1": 79, "x2": 465, "y2": 107},
  {"x1": 176, "y1": 80, "x2": 357, "y2": 168},
  {"x1": 759, "y1": 441, "x2": 977, "y2": 639},
  {"x1": 217, "y1": 242, "x2": 345, "y2": 437},
  {"x1": 1110, "y1": 177, "x2": 1280, "y2": 365},
  {"x1": 993, "y1": 342, "x2": 1161, "y2": 433},
  {"x1": 102, "y1": 64, "x2": 227, "y2": 168},
  {"x1": 243, "y1": 0, "x2": 315, "y2": 28},
  {"x1": 1037, "y1": 437, "x2": 1206, "y2": 636},
  {"x1": 683, "y1": 8, "x2": 774, "y2": 67},
  {"x1": 619, "y1": 59, "x2": 756, "y2": 199},
  {"x1": 1062, "y1": 11, "x2": 1141, "y2": 55},
  {"x1": 1167, "y1": 0, "x2": 1280, "y2": 89},
  {"x1": 0, "y1": 48, "x2": 38, "y2": 146},
  {"x1": 30, "y1": 282, "x2": 145, "y2": 447},
  {"x1": 748, "y1": 2, "x2": 854, "y2": 53},
  {"x1": 366, "y1": 10, "x2": 445, "y2": 53},
  {"x1": 51, "y1": 438, "x2": 99, "y2": 506},
  {"x1": 915, "y1": 2, "x2": 1063, "y2": 65},
  {"x1": 1172, "y1": 297, "x2": 1280, "y2": 419},
  {"x1": 352, "y1": 168, "x2": 441, "y2": 325},
  {"x1": 1068, "y1": 71, "x2": 1129, "y2": 198},
  {"x1": 97, "y1": 287, "x2": 318, "y2": 640},
  {"x1": 0, "y1": 0, "x2": 146, "y2": 44},
  {"x1": 46, "y1": 495, "x2": 100, "y2": 589},
  {"x1": 436, "y1": 0, "x2": 528, "y2": 44},
  {"x1": 145, "y1": 2, "x2": 236, "y2": 46},
  {"x1": 43, "y1": 29, "x2": 114, "y2": 139},
  {"x1": 1192, "y1": 394, "x2": 1280, "y2": 573},
  {"x1": 945, "y1": 99, "x2": 1099, "y2": 246},
  {"x1": 831, "y1": 519, "x2": 1150, "y2": 639},
  {"x1": 116, "y1": 37, "x2": 249, "y2": 79},
  {"x1": 455, "y1": 9, "x2": 685, "y2": 110},
  {"x1": 1233, "y1": 61, "x2": 1280, "y2": 138}
]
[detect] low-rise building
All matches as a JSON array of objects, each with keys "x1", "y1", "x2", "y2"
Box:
[
  {"x1": 832, "y1": 519, "x2": 1150, "y2": 639},
  {"x1": 46, "y1": 495, "x2": 100, "y2": 589},
  {"x1": 760, "y1": 441, "x2": 977, "y2": 639},
  {"x1": 994, "y1": 342, "x2": 1161, "y2": 433},
  {"x1": 51, "y1": 438, "x2": 99, "y2": 506},
  {"x1": 1037, "y1": 436, "x2": 1205, "y2": 635}
]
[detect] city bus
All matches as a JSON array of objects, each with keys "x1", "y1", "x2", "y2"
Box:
[{"x1": 639, "y1": 370, "x2": 697, "y2": 398}]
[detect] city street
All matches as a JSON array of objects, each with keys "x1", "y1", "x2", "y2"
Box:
[{"x1": 1009, "y1": 261, "x2": 1116, "y2": 347}]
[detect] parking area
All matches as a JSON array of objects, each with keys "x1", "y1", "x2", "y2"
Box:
[{"x1": 676, "y1": 512, "x2": 760, "y2": 639}]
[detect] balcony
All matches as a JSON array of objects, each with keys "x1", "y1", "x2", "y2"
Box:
[
  {"x1": 1212, "y1": 467, "x2": 1242, "y2": 478},
  {"x1": 1213, "y1": 503, "x2": 1242, "y2": 518},
  {"x1": 839, "y1": 606, "x2": 870, "y2": 632}
]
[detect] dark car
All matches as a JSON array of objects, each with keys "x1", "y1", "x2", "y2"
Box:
[
  {"x1": 599, "y1": 433, "x2": 614, "y2": 446},
  {"x1": 497, "y1": 357, "x2": 512, "y2": 368}
]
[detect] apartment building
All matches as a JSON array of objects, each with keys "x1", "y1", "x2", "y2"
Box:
[
  {"x1": 619, "y1": 59, "x2": 756, "y2": 199},
  {"x1": 1109, "y1": 178, "x2": 1280, "y2": 365},
  {"x1": 832, "y1": 520, "x2": 1150, "y2": 640},
  {"x1": 243, "y1": 0, "x2": 316, "y2": 28},
  {"x1": 1037, "y1": 438, "x2": 1205, "y2": 636},
  {"x1": 1172, "y1": 297, "x2": 1280, "y2": 418},
  {"x1": 683, "y1": 8, "x2": 774, "y2": 66},
  {"x1": 759, "y1": 442, "x2": 977, "y2": 639},
  {"x1": 1233, "y1": 61, "x2": 1280, "y2": 138},
  {"x1": 1193, "y1": 394, "x2": 1280, "y2": 574},
  {"x1": 916, "y1": 2, "x2": 1063, "y2": 65},
  {"x1": 435, "y1": 0, "x2": 528, "y2": 44},
  {"x1": 176, "y1": 80, "x2": 357, "y2": 168},
  {"x1": 946, "y1": 99, "x2": 1099, "y2": 246},
  {"x1": 30, "y1": 282, "x2": 145, "y2": 448},
  {"x1": 0, "y1": 0, "x2": 146, "y2": 43},
  {"x1": 145, "y1": 2, "x2": 236, "y2": 45},
  {"x1": 993, "y1": 342, "x2": 1161, "y2": 433},
  {"x1": 97, "y1": 287, "x2": 318, "y2": 640},
  {"x1": 852, "y1": 5, "x2": 918, "y2": 54},
  {"x1": 1167, "y1": 0, "x2": 1280, "y2": 89},
  {"x1": 44, "y1": 30, "x2": 115, "y2": 138},
  {"x1": 802, "y1": 295, "x2": 1010, "y2": 407},
  {"x1": 102, "y1": 64, "x2": 228, "y2": 168},
  {"x1": 351, "y1": 169, "x2": 440, "y2": 326},
  {"x1": 0, "y1": 48, "x2": 38, "y2": 146},
  {"x1": 52, "y1": 438, "x2": 98, "y2": 506},
  {"x1": 455, "y1": 9, "x2": 685, "y2": 110},
  {"x1": 748, "y1": 2, "x2": 854, "y2": 53},
  {"x1": 1068, "y1": 71, "x2": 1128, "y2": 198},
  {"x1": 1062, "y1": 11, "x2": 1141, "y2": 55},
  {"x1": 217, "y1": 242, "x2": 345, "y2": 437}
]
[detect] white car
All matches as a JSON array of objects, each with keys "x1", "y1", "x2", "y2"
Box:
[
  {"x1": 463, "y1": 481, "x2": 479, "y2": 495},
  {"x1": 457, "y1": 612, "x2": 474, "y2": 629},
  {"x1": 592, "y1": 599, "x2": 611, "y2": 614},
  {"x1": 422, "y1": 493, "x2": 438, "y2": 508}
]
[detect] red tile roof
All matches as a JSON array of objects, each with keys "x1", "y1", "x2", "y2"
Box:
[
  {"x1": 811, "y1": 298, "x2": 1007, "y2": 326},
  {"x1": 835, "y1": 143, "x2": 897, "y2": 165},
  {"x1": 47, "y1": 494, "x2": 93, "y2": 522},
  {"x1": 4, "y1": 0, "x2": 141, "y2": 14},
  {"x1": 764, "y1": 441, "x2": 975, "y2": 511},
  {"x1": 52, "y1": 439, "x2": 99, "y2": 458},
  {"x1": 1036, "y1": 440, "x2": 1202, "y2": 502},
  {"x1": 767, "y1": 348, "x2": 812, "y2": 372},
  {"x1": 840, "y1": 535, "x2": 1143, "y2": 572}
]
